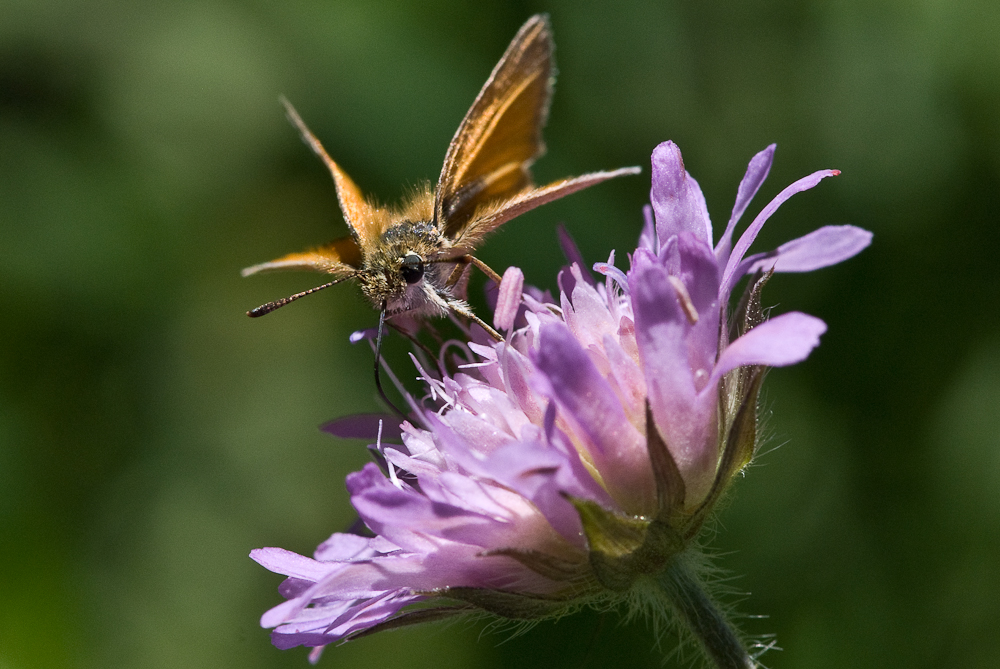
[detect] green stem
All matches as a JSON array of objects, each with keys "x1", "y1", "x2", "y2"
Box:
[{"x1": 655, "y1": 559, "x2": 755, "y2": 669}]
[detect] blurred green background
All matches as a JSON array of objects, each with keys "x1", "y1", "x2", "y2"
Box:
[{"x1": 2, "y1": 0, "x2": 999, "y2": 667}]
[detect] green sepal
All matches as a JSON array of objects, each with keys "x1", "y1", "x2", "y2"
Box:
[
  {"x1": 683, "y1": 270, "x2": 773, "y2": 541},
  {"x1": 568, "y1": 497, "x2": 685, "y2": 591},
  {"x1": 480, "y1": 547, "x2": 594, "y2": 584},
  {"x1": 432, "y1": 586, "x2": 572, "y2": 619},
  {"x1": 685, "y1": 369, "x2": 763, "y2": 541},
  {"x1": 729, "y1": 268, "x2": 773, "y2": 343},
  {"x1": 570, "y1": 496, "x2": 648, "y2": 557},
  {"x1": 719, "y1": 368, "x2": 764, "y2": 479},
  {"x1": 342, "y1": 605, "x2": 473, "y2": 642},
  {"x1": 645, "y1": 401, "x2": 687, "y2": 523}
]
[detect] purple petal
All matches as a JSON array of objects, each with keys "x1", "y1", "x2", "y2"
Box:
[
  {"x1": 312, "y1": 546, "x2": 559, "y2": 600},
  {"x1": 279, "y1": 576, "x2": 320, "y2": 600},
  {"x1": 271, "y1": 632, "x2": 332, "y2": 652},
  {"x1": 674, "y1": 232, "x2": 721, "y2": 378},
  {"x1": 434, "y1": 471, "x2": 527, "y2": 522},
  {"x1": 271, "y1": 591, "x2": 420, "y2": 648},
  {"x1": 438, "y1": 409, "x2": 514, "y2": 456},
  {"x1": 349, "y1": 328, "x2": 377, "y2": 344},
  {"x1": 638, "y1": 204, "x2": 657, "y2": 252},
  {"x1": 461, "y1": 384, "x2": 531, "y2": 439},
  {"x1": 313, "y1": 533, "x2": 374, "y2": 561},
  {"x1": 716, "y1": 144, "x2": 775, "y2": 263},
  {"x1": 556, "y1": 267, "x2": 576, "y2": 303},
  {"x1": 720, "y1": 169, "x2": 840, "y2": 299},
  {"x1": 594, "y1": 259, "x2": 629, "y2": 295},
  {"x1": 500, "y1": 345, "x2": 546, "y2": 425},
  {"x1": 352, "y1": 477, "x2": 496, "y2": 552},
  {"x1": 316, "y1": 592, "x2": 418, "y2": 640},
  {"x1": 494, "y1": 266, "x2": 524, "y2": 331},
  {"x1": 628, "y1": 260, "x2": 695, "y2": 407},
  {"x1": 602, "y1": 333, "x2": 646, "y2": 426},
  {"x1": 629, "y1": 246, "x2": 658, "y2": 274},
  {"x1": 262, "y1": 597, "x2": 319, "y2": 631},
  {"x1": 532, "y1": 323, "x2": 655, "y2": 514},
  {"x1": 739, "y1": 225, "x2": 873, "y2": 275},
  {"x1": 564, "y1": 267, "x2": 617, "y2": 351},
  {"x1": 346, "y1": 461, "x2": 393, "y2": 496},
  {"x1": 382, "y1": 447, "x2": 446, "y2": 481},
  {"x1": 468, "y1": 342, "x2": 498, "y2": 362},
  {"x1": 321, "y1": 414, "x2": 402, "y2": 441},
  {"x1": 436, "y1": 427, "x2": 602, "y2": 547},
  {"x1": 710, "y1": 312, "x2": 827, "y2": 385},
  {"x1": 650, "y1": 141, "x2": 712, "y2": 246},
  {"x1": 280, "y1": 549, "x2": 460, "y2": 601},
  {"x1": 629, "y1": 258, "x2": 718, "y2": 505},
  {"x1": 557, "y1": 224, "x2": 595, "y2": 286},
  {"x1": 251, "y1": 547, "x2": 337, "y2": 583}
]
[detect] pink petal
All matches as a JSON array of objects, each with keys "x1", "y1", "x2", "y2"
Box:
[
  {"x1": 720, "y1": 169, "x2": 840, "y2": 298},
  {"x1": 710, "y1": 312, "x2": 827, "y2": 385},
  {"x1": 533, "y1": 323, "x2": 655, "y2": 514},
  {"x1": 494, "y1": 266, "x2": 525, "y2": 331},
  {"x1": 639, "y1": 204, "x2": 657, "y2": 252},
  {"x1": 321, "y1": 414, "x2": 402, "y2": 441},
  {"x1": 740, "y1": 225, "x2": 873, "y2": 275},
  {"x1": 716, "y1": 144, "x2": 776, "y2": 263},
  {"x1": 650, "y1": 141, "x2": 713, "y2": 245},
  {"x1": 557, "y1": 224, "x2": 595, "y2": 286},
  {"x1": 629, "y1": 257, "x2": 719, "y2": 505},
  {"x1": 251, "y1": 547, "x2": 335, "y2": 582}
]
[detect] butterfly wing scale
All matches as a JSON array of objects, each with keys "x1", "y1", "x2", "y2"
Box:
[
  {"x1": 453, "y1": 167, "x2": 642, "y2": 249},
  {"x1": 436, "y1": 15, "x2": 554, "y2": 238},
  {"x1": 241, "y1": 236, "x2": 362, "y2": 277},
  {"x1": 281, "y1": 99, "x2": 383, "y2": 250}
]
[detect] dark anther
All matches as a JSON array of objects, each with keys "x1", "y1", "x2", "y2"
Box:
[{"x1": 400, "y1": 253, "x2": 425, "y2": 284}]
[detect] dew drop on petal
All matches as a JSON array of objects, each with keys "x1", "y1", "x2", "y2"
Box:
[{"x1": 693, "y1": 368, "x2": 709, "y2": 392}]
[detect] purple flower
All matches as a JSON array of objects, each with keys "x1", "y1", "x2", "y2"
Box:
[{"x1": 251, "y1": 142, "x2": 871, "y2": 664}]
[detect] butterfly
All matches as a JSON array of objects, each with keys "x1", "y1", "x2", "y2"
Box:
[{"x1": 243, "y1": 14, "x2": 639, "y2": 343}]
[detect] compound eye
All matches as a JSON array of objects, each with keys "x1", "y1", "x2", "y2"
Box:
[{"x1": 400, "y1": 253, "x2": 425, "y2": 284}]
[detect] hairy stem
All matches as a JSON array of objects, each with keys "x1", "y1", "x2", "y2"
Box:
[{"x1": 655, "y1": 559, "x2": 755, "y2": 669}]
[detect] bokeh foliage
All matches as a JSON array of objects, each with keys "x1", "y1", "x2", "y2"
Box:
[{"x1": 2, "y1": 1, "x2": 999, "y2": 667}]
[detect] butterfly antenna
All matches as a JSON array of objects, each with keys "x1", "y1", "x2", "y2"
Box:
[
  {"x1": 247, "y1": 275, "x2": 354, "y2": 317},
  {"x1": 374, "y1": 302, "x2": 407, "y2": 419}
]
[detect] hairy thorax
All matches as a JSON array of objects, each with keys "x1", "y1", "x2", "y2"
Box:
[{"x1": 357, "y1": 221, "x2": 459, "y2": 316}]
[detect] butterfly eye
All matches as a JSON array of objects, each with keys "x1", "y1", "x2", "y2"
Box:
[{"x1": 400, "y1": 253, "x2": 425, "y2": 284}]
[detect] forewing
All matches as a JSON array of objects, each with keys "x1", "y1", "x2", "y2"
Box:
[
  {"x1": 436, "y1": 15, "x2": 553, "y2": 238},
  {"x1": 453, "y1": 167, "x2": 642, "y2": 248},
  {"x1": 282, "y1": 99, "x2": 382, "y2": 247},
  {"x1": 242, "y1": 236, "x2": 362, "y2": 277}
]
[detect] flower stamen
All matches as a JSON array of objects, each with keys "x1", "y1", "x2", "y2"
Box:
[{"x1": 668, "y1": 276, "x2": 700, "y2": 324}]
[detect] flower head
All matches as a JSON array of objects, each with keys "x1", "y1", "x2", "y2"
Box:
[{"x1": 251, "y1": 142, "x2": 871, "y2": 663}]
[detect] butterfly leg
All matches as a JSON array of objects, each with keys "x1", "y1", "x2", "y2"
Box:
[
  {"x1": 448, "y1": 299, "x2": 503, "y2": 342},
  {"x1": 419, "y1": 271, "x2": 503, "y2": 342},
  {"x1": 460, "y1": 254, "x2": 503, "y2": 286}
]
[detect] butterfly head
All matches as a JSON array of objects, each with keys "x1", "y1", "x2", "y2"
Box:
[{"x1": 355, "y1": 220, "x2": 459, "y2": 316}]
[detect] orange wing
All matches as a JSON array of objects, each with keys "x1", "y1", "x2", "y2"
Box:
[
  {"x1": 281, "y1": 99, "x2": 382, "y2": 250},
  {"x1": 452, "y1": 167, "x2": 642, "y2": 249},
  {"x1": 241, "y1": 236, "x2": 362, "y2": 277},
  {"x1": 435, "y1": 15, "x2": 553, "y2": 238}
]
